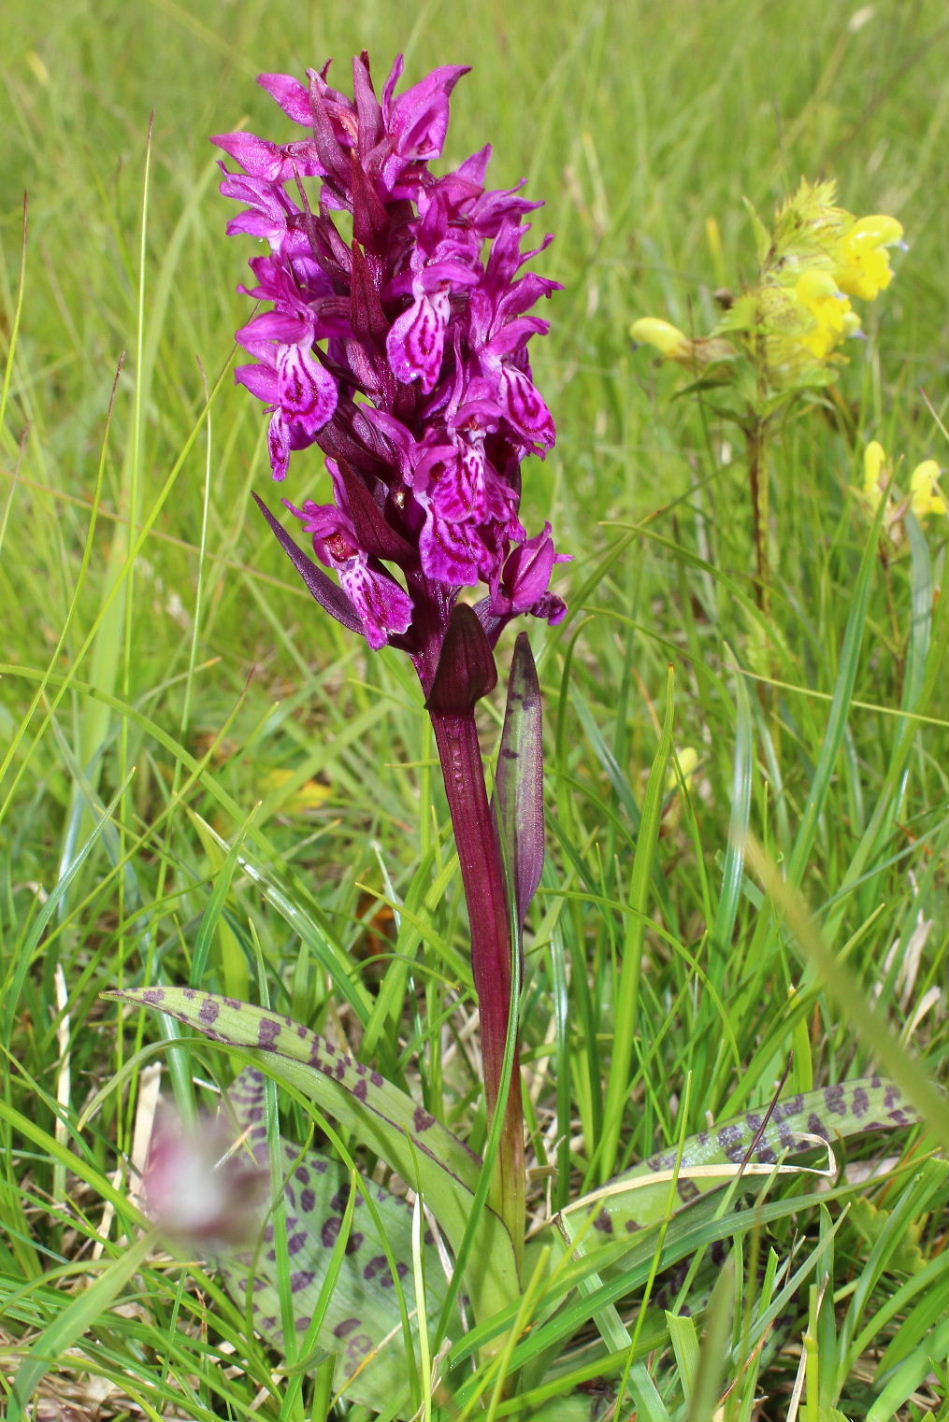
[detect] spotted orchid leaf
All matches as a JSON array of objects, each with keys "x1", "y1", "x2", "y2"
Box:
[
  {"x1": 521, "y1": 1077, "x2": 923, "y2": 1419},
  {"x1": 107, "y1": 988, "x2": 520, "y2": 1324},
  {"x1": 220, "y1": 1069, "x2": 456, "y2": 1416},
  {"x1": 492, "y1": 632, "x2": 544, "y2": 926},
  {"x1": 559, "y1": 1077, "x2": 919, "y2": 1248}
]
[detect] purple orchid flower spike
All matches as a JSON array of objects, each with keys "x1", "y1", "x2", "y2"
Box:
[
  {"x1": 217, "y1": 51, "x2": 566, "y2": 1265},
  {"x1": 214, "y1": 51, "x2": 566, "y2": 683}
]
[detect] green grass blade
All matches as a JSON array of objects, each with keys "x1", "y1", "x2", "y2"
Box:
[
  {"x1": 597, "y1": 666, "x2": 676, "y2": 1181},
  {"x1": 10, "y1": 1231, "x2": 154, "y2": 1416}
]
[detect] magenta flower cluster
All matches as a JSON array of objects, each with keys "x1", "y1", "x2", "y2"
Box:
[{"x1": 215, "y1": 54, "x2": 566, "y2": 659}]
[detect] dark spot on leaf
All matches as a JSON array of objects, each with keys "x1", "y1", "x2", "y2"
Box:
[
  {"x1": 677, "y1": 1177, "x2": 700, "y2": 1202},
  {"x1": 370, "y1": 1071, "x2": 384, "y2": 1087},
  {"x1": 223, "y1": 996, "x2": 242, "y2": 1008},
  {"x1": 347, "y1": 1333, "x2": 372, "y2": 1360},
  {"x1": 363, "y1": 1255, "x2": 391, "y2": 1285},
  {"x1": 345, "y1": 1232, "x2": 364, "y2": 1255},
  {"x1": 807, "y1": 1113, "x2": 830, "y2": 1140},
  {"x1": 183, "y1": 988, "x2": 196, "y2": 1000},
  {"x1": 258, "y1": 1017, "x2": 281, "y2": 1049},
  {"x1": 414, "y1": 1106, "x2": 435, "y2": 1132},
  {"x1": 291, "y1": 1271, "x2": 315, "y2": 1292},
  {"x1": 321, "y1": 1216, "x2": 342, "y2": 1247},
  {"x1": 718, "y1": 1125, "x2": 744, "y2": 1161},
  {"x1": 288, "y1": 1231, "x2": 307, "y2": 1256},
  {"x1": 773, "y1": 1094, "x2": 803, "y2": 1122},
  {"x1": 824, "y1": 1084, "x2": 846, "y2": 1116},
  {"x1": 353, "y1": 1080, "x2": 368, "y2": 1101},
  {"x1": 142, "y1": 989, "x2": 165, "y2": 1004},
  {"x1": 625, "y1": 1219, "x2": 641, "y2": 1233},
  {"x1": 334, "y1": 1317, "x2": 361, "y2": 1339},
  {"x1": 295, "y1": 1313, "x2": 312, "y2": 1330},
  {"x1": 300, "y1": 1188, "x2": 315, "y2": 1213},
  {"x1": 594, "y1": 1209, "x2": 613, "y2": 1234},
  {"x1": 852, "y1": 1087, "x2": 869, "y2": 1118}
]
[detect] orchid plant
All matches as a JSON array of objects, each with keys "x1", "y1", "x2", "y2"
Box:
[
  {"x1": 212, "y1": 50, "x2": 568, "y2": 1259},
  {"x1": 108, "y1": 59, "x2": 926, "y2": 1416}
]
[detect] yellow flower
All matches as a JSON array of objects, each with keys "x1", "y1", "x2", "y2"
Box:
[
  {"x1": 909, "y1": 459, "x2": 947, "y2": 520},
  {"x1": 853, "y1": 441, "x2": 946, "y2": 551},
  {"x1": 861, "y1": 439, "x2": 888, "y2": 508},
  {"x1": 736, "y1": 273, "x2": 856, "y2": 386},
  {"x1": 768, "y1": 181, "x2": 903, "y2": 303},
  {"x1": 630, "y1": 317, "x2": 734, "y2": 369},
  {"x1": 630, "y1": 317, "x2": 692, "y2": 360},
  {"x1": 793, "y1": 269, "x2": 859, "y2": 360},
  {"x1": 833, "y1": 215, "x2": 904, "y2": 301}
]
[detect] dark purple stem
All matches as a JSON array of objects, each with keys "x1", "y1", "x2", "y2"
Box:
[{"x1": 426, "y1": 703, "x2": 526, "y2": 1261}]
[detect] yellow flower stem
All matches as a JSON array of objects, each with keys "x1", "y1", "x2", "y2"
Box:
[{"x1": 746, "y1": 413, "x2": 772, "y2": 617}]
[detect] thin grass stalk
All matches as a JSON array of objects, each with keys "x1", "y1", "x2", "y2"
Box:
[{"x1": 746, "y1": 413, "x2": 771, "y2": 617}]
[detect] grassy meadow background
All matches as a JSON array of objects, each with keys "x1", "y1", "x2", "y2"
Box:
[{"x1": 1, "y1": 0, "x2": 946, "y2": 1418}]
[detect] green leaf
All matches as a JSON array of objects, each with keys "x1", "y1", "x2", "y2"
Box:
[
  {"x1": 221, "y1": 1068, "x2": 456, "y2": 1416},
  {"x1": 686, "y1": 1252, "x2": 735, "y2": 1419},
  {"x1": 10, "y1": 1232, "x2": 154, "y2": 1417},
  {"x1": 561, "y1": 1078, "x2": 918, "y2": 1240},
  {"x1": 741, "y1": 194, "x2": 772, "y2": 265},
  {"x1": 746, "y1": 841, "x2": 949, "y2": 1147},
  {"x1": 106, "y1": 987, "x2": 519, "y2": 1330},
  {"x1": 597, "y1": 665, "x2": 676, "y2": 1181},
  {"x1": 493, "y1": 632, "x2": 545, "y2": 925},
  {"x1": 665, "y1": 1311, "x2": 700, "y2": 1399}
]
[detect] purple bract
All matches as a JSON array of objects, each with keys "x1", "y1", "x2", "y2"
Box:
[{"x1": 215, "y1": 53, "x2": 567, "y2": 672}]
